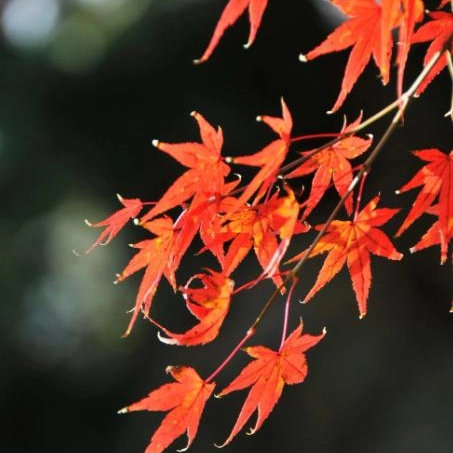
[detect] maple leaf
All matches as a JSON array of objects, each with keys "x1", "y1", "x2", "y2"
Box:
[
  {"x1": 301, "y1": 0, "x2": 402, "y2": 112},
  {"x1": 194, "y1": 0, "x2": 269, "y2": 64},
  {"x1": 117, "y1": 213, "x2": 198, "y2": 336},
  {"x1": 409, "y1": 205, "x2": 453, "y2": 264},
  {"x1": 119, "y1": 366, "x2": 215, "y2": 453},
  {"x1": 286, "y1": 115, "x2": 372, "y2": 217},
  {"x1": 226, "y1": 98, "x2": 293, "y2": 216},
  {"x1": 83, "y1": 194, "x2": 142, "y2": 253},
  {"x1": 289, "y1": 196, "x2": 403, "y2": 317},
  {"x1": 396, "y1": 149, "x2": 453, "y2": 264},
  {"x1": 412, "y1": 10, "x2": 453, "y2": 95},
  {"x1": 140, "y1": 111, "x2": 230, "y2": 224},
  {"x1": 393, "y1": 0, "x2": 425, "y2": 97},
  {"x1": 154, "y1": 270, "x2": 235, "y2": 346},
  {"x1": 221, "y1": 187, "x2": 304, "y2": 288},
  {"x1": 216, "y1": 321, "x2": 325, "y2": 447}
]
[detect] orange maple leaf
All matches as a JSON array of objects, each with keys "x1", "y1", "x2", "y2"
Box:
[
  {"x1": 194, "y1": 0, "x2": 269, "y2": 63},
  {"x1": 117, "y1": 213, "x2": 198, "y2": 336},
  {"x1": 83, "y1": 194, "x2": 143, "y2": 253},
  {"x1": 119, "y1": 366, "x2": 215, "y2": 453},
  {"x1": 286, "y1": 115, "x2": 372, "y2": 217},
  {"x1": 301, "y1": 0, "x2": 402, "y2": 112},
  {"x1": 412, "y1": 10, "x2": 453, "y2": 95},
  {"x1": 396, "y1": 149, "x2": 453, "y2": 264},
  {"x1": 225, "y1": 98, "x2": 293, "y2": 216},
  {"x1": 221, "y1": 187, "x2": 304, "y2": 288},
  {"x1": 216, "y1": 321, "x2": 325, "y2": 447},
  {"x1": 289, "y1": 196, "x2": 403, "y2": 317},
  {"x1": 154, "y1": 270, "x2": 235, "y2": 346},
  {"x1": 140, "y1": 111, "x2": 230, "y2": 224}
]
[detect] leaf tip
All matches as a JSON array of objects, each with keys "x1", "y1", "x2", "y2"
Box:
[
  {"x1": 298, "y1": 53, "x2": 307, "y2": 63},
  {"x1": 157, "y1": 330, "x2": 178, "y2": 345},
  {"x1": 165, "y1": 365, "x2": 177, "y2": 374}
]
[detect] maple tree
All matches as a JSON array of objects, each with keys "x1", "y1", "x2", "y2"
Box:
[{"x1": 79, "y1": 1, "x2": 452, "y2": 452}]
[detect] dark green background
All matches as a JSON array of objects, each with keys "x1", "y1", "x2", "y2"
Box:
[{"x1": 1, "y1": 1, "x2": 451, "y2": 452}]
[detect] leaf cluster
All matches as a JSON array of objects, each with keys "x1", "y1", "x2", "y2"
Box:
[{"x1": 80, "y1": 1, "x2": 452, "y2": 452}]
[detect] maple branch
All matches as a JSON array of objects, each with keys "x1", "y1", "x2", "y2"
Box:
[
  {"x1": 290, "y1": 48, "x2": 443, "y2": 279},
  {"x1": 204, "y1": 51, "x2": 443, "y2": 384}
]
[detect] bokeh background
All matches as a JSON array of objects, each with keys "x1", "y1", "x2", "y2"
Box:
[{"x1": 1, "y1": 0, "x2": 451, "y2": 452}]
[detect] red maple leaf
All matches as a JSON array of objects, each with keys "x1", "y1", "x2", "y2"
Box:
[
  {"x1": 286, "y1": 115, "x2": 372, "y2": 217},
  {"x1": 194, "y1": 0, "x2": 269, "y2": 63},
  {"x1": 216, "y1": 321, "x2": 325, "y2": 447},
  {"x1": 154, "y1": 270, "x2": 235, "y2": 346},
  {"x1": 289, "y1": 196, "x2": 403, "y2": 317},
  {"x1": 117, "y1": 213, "x2": 198, "y2": 336},
  {"x1": 409, "y1": 205, "x2": 453, "y2": 264},
  {"x1": 301, "y1": 0, "x2": 402, "y2": 112},
  {"x1": 221, "y1": 187, "x2": 305, "y2": 288},
  {"x1": 396, "y1": 149, "x2": 453, "y2": 264},
  {"x1": 225, "y1": 98, "x2": 293, "y2": 216},
  {"x1": 119, "y1": 366, "x2": 215, "y2": 453},
  {"x1": 140, "y1": 111, "x2": 230, "y2": 224},
  {"x1": 392, "y1": 0, "x2": 424, "y2": 97},
  {"x1": 412, "y1": 10, "x2": 453, "y2": 95},
  {"x1": 83, "y1": 194, "x2": 143, "y2": 253}
]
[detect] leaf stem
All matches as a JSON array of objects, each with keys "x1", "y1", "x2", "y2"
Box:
[
  {"x1": 353, "y1": 170, "x2": 368, "y2": 222},
  {"x1": 205, "y1": 327, "x2": 255, "y2": 383},
  {"x1": 279, "y1": 277, "x2": 299, "y2": 350},
  {"x1": 290, "y1": 132, "x2": 339, "y2": 143}
]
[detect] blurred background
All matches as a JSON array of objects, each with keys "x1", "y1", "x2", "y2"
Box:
[{"x1": 1, "y1": 0, "x2": 451, "y2": 452}]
